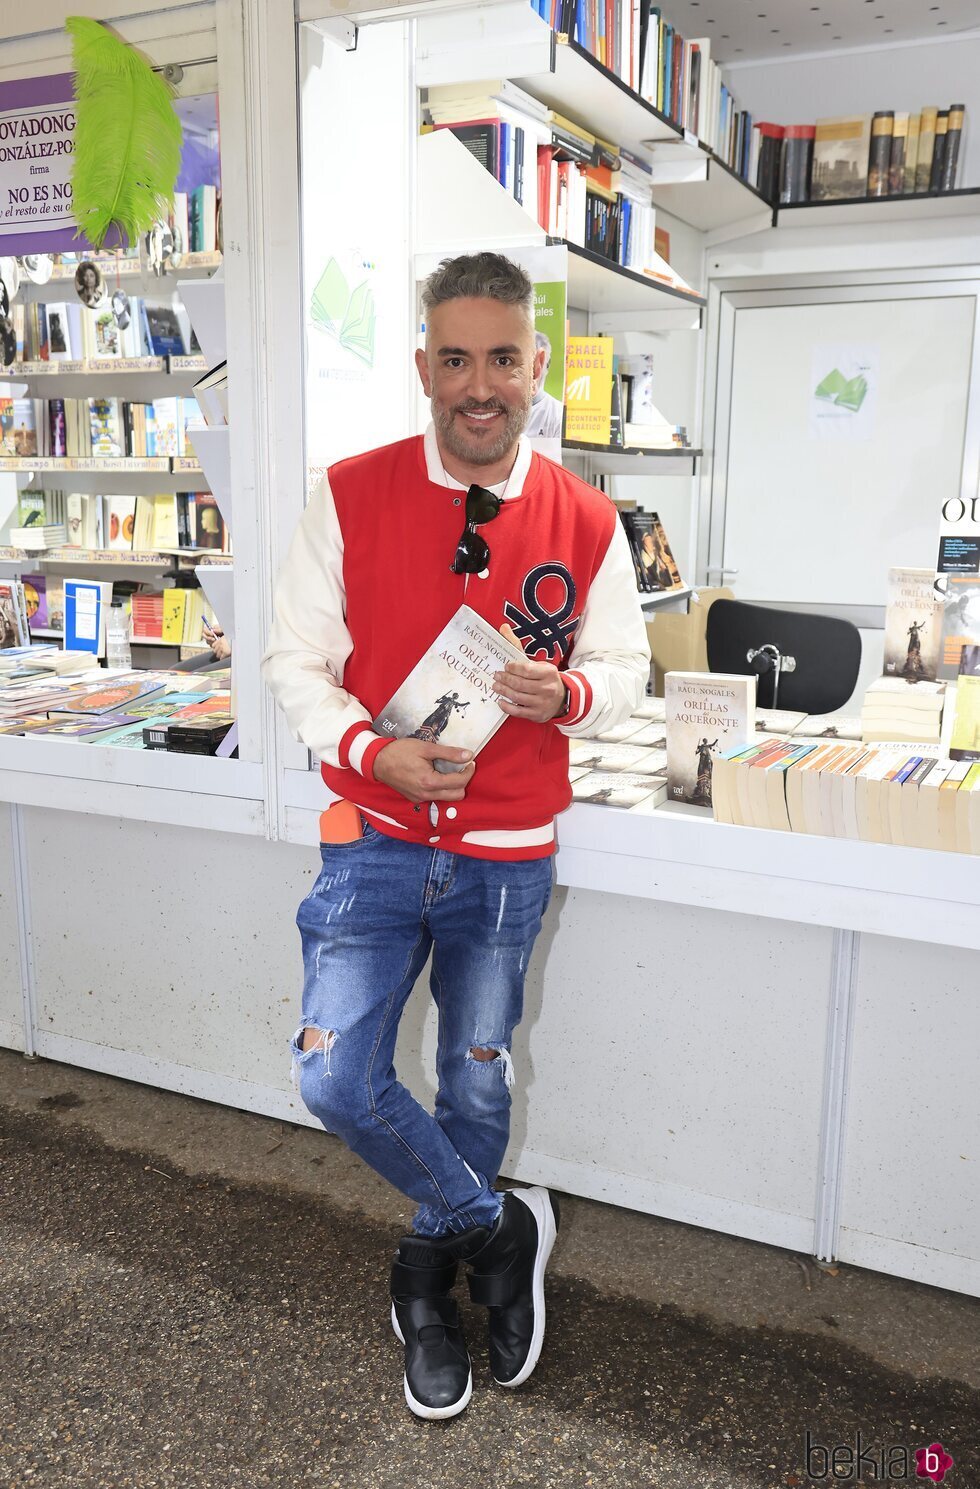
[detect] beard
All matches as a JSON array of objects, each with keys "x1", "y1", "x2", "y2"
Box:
[{"x1": 432, "y1": 392, "x2": 532, "y2": 467}]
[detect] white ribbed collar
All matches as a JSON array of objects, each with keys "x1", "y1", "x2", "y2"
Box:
[{"x1": 423, "y1": 422, "x2": 532, "y2": 500}]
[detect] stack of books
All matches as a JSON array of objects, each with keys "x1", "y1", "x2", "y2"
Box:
[
  {"x1": 860, "y1": 677, "x2": 946, "y2": 745},
  {"x1": 713, "y1": 738, "x2": 980, "y2": 853}
]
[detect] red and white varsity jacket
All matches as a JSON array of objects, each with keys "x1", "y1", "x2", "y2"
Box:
[{"x1": 262, "y1": 426, "x2": 650, "y2": 860}]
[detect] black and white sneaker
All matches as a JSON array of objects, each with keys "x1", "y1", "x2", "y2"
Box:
[
  {"x1": 389, "y1": 1238, "x2": 473, "y2": 1419},
  {"x1": 464, "y1": 1187, "x2": 560, "y2": 1387}
]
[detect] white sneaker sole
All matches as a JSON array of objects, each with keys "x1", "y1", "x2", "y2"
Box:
[
  {"x1": 390, "y1": 1303, "x2": 472, "y2": 1420},
  {"x1": 493, "y1": 1186, "x2": 557, "y2": 1388}
]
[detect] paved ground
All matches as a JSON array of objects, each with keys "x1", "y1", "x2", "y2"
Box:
[{"x1": 0, "y1": 1049, "x2": 977, "y2": 1489}]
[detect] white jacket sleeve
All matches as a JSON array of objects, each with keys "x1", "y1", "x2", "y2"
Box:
[
  {"x1": 261, "y1": 475, "x2": 389, "y2": 777},
  {"x1": 556, "y1": 515, "x2": 651, "y2": 738}
]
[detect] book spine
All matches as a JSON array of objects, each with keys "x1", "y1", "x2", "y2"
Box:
[
  {"x1": 867, "y1": 111, "x2": 893, "y2": 198},
  {"x1": 904, "y1": 113, "x2": 920, "y2": 194},
  {"x1": 888, "y1": 115, "x2": 907, "y2": 196},
  {"x1": 928, "y1": 110, "x2": 948, "y2": 192},
  {"x1": 915, "y1": 107, "x2": 937, "y2": 192},
  {"x1": 941, "y1": 104, "x2": 965, "y2": 191}
]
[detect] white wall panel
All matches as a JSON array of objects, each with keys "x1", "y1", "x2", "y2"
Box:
[
  {"x1": 24, "y1": 810, "x2": 313, "y2": 1090},
  {"x1": 0, "y1": 808, "x2": 25, "y2": 1053},
  {"x1": 837, "y1": 934, "x2": 980, "y2": 1284}
]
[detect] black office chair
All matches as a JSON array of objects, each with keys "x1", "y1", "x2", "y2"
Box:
[{"x1": 705, "y1": 598, "x2": 862, "y2": 714}]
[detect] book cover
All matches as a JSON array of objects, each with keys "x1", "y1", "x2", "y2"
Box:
[
  {"x1": 564, "y1": 335, "x2": 614, "y2": 445},
  {"x1": 938, "y1": 575, "x2": 980, "y2": 679},
  {"x1": 0, "y1": 584, "x2": 23, "y2": 649},
  {"x1": 571, "y1": 769, "x2": 661, "y2": 808},
  {"x1": 903, "y1": 113, "x2": 921, "y2": 194},
  {"x1": 63, "y1": 579, "x2": 113, "y2": 657},
  {"x1": 88, "y1": 398, "x2": 123, "y2": 457},
  {"x1": 193, "y1": 493, "x2": 223, "y2": 549},
  {"x1": 22, "y1": 574, "x2": 47, "y2": 631},
  {"x1": 949, "y1": 645, "x2": 980, "y2": 761},
  {"x1": 106, "y1": 496, "x2": 137, "y2": 550},
  {"x1": 882, "y1": 567, "x2": 942, "y2": 681},
  {"x1": 11, "y1": 399, "x2": 37, "y2": 457},
  {"x1": 928, "y1": 110, "x2": 948, "y2": 192},
  {"x1": 152, "y1": 398, "x2": 180, "y2": 457},
  {"x1": 811, "y1": 114, "x2": 871, "y2": 201},
  {"x1": 630, "y1": 511, "x2": 683, "y2": 592},
  {"x1": 372, "y1": 605, "x2": 523, "y2": 772},
  {"x1": 92, "y1": 309, "x2": 121, "y2": 358},
  {"x1": 55, "y1": 679, "x2": 168, "y2": 716},
  {"x1": 665, "y1": 671, "x2": 756, "y2": 808},
  {"x1": 143, "y1": 303, "x2": 185, "y2": 358}
]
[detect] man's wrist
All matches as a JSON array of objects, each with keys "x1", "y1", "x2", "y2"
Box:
[{"x1": 553, "y1": 678, "x2": 572, "y2": 721}]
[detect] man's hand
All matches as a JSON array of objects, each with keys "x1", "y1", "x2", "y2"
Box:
[
  {"x1": 372, "y1": 738, "x2": 476, "y2": 803},
  {"x1": 493, "y1": 623, "x2": 566, "y2": 723}
]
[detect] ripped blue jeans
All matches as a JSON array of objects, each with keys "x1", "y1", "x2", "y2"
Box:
[{"x1": 291, "y1": 821, "x2": 554, "y2": 1237}]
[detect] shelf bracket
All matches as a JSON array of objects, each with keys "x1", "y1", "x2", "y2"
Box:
[{"x1": 704, "y1": 209, "x2": 775, "y2": 249}]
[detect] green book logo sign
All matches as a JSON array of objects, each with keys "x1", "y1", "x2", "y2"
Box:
[
  {"x1": 310, "y1": 258, "x2": 376, "y2": 367},
  {"x1": 814, "y1": 366, "x2": 868, "y2": 413}
]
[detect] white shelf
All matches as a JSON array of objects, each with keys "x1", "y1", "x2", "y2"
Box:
[
  {"x1": 649, "y1": 149, "x2": 773, "y2": 234},
  {"x1": 179, "y1": 271, "x2": 227, "y2": 368},
  {"x1": 563, "y1": 442, "x2": 699, "y2": 475},
  {"x1": 189, "y1": 428, "x2": 232, "y2": 534},
  {"x1": 638, "y1": 585, "x2": 691, "y2": 608},
  {"x1": 0, "y1": 356, "x2": 207, "y2": 399},
  {"x1": 17, "y1": 253, "x2": 222, "y2": 301},
  {"x1": 195, "y1": 564, "x2": 235, "y2": 640},
  {"x1": 775, "y1": 187, "x2": 980, "y2": 229},
  {"x1": 514, "y1": 36, "x2": 681, "y2": 151},
  {"x1": 0, "y1": 457, "x2": 170, "y2": 473},
  {"x1": 560, "y1": 240, "x2": 705, "y2": 313}
]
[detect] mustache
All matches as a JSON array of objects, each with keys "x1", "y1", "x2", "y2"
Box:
[{"x1": 452, "y1": 400, "x2": 507, "y2": 415}]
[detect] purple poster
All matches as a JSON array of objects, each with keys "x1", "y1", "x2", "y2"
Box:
[{"x1": 0, "y1": 72, "x2": 92, "y2": 253}]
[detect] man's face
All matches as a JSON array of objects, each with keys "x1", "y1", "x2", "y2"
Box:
[{"x1": 416, "y1": 296, "x2": 545, "y2": 468}]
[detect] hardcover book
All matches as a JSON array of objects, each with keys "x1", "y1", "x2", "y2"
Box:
[
  {"x1": 564, "y1": 335, "x2": 614, "y2": 445},
  {"x1": 665, "y1": 671, "x2": 756, "y2": 809},
  {"x1": 811, "y1": 114, "x2": 871, "y2": 201},
  {"x1": 938, "y1": 575, "x2": 980, "y2": 680},
  {"x1": 882, "y1": 567, "x2": 942, "y2": 681},
  {"x1": 372, "y1": 605, "x2": 524, "y2": 773}
]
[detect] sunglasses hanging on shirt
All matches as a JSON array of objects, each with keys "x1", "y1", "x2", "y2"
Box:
[{"x1": 450, "y1": 483, "x2": 503, "y2": 575}]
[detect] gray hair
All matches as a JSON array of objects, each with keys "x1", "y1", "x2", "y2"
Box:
[{"x1": 421, "y1": 251, "x2": 534, "y2": 324}]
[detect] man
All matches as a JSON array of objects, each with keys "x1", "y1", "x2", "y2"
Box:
[
  {"x1": 263, "y1": 251, "x2": 649, "y2": 1421},
  {"x1": 523, "y1": 329, "x2": 565, "y2": 443}
]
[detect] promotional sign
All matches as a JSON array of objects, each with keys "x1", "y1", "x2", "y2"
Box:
[
  {"x1": 564, "y1": 335, "x2": 614, "y2": 446},
  {"x1": 809, "y1": 343, "x2": 879, "y2": 442},
  {"x1": 0, "y1": 73, "x2": 91, "y2": 254}
]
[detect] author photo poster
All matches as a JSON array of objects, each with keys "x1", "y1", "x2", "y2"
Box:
[{"x1": 809, "y1": 342, "x2": 879, "y2": 442}]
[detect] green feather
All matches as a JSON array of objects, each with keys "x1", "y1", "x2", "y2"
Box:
[{"x1": 67, "y1": 15, "x2": 183, "y2": 251}]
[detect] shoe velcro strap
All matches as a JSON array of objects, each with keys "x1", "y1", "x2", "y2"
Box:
[
  {"x1": 466, "y1": 1257, "x2": 522, "y2": 1309},
  {"x1": 395, "y1": 1293, "x2": 460, "y2": 1333},
  {"x1": 390, "y1": 1258, "x2": 457, "y2": 1298}
]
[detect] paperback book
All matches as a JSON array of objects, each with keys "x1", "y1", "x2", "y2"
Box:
[
  {"x1": 882, "y1": 567, "x2": 942, "y2": 682},
  {"x1": 665, "y1": 671, "x2": 756, "y2": 809},
  {"x1": 372, "y1": 605, "x2": 524, "y2": 773}
]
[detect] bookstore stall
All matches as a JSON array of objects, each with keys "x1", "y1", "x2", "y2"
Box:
[{"x1": 0, "y1": 0, "x2": 977, "y2": 1299}]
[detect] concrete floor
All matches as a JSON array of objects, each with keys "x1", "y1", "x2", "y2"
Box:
[{"x1": 0, "y1": 1049, "x2": 977, "y2": 1489}]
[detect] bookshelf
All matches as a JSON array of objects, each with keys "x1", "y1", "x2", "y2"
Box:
[
  {"x1": 639, "y1": 585, "x2": 691, "y2": 608},
  {"x1": 416, "y1": 2, "x2": 772, "y2": 236},
  {"x1": 775, "y1": 187, "x2": 980, "y2": 229},
  {"x1": 14, "y1": 252, "x2": 222, "y2": 299}
]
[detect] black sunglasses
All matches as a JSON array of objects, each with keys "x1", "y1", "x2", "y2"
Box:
[{"x1": 450, "y1": 484, "x2": 503, "y2": 574}]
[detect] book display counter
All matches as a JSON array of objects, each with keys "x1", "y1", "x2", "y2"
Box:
[{"x1": 0, "y1": 0, "x2": 977, "y2": 1302}]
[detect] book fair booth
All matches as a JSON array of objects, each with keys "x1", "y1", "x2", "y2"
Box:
[{"x1": 0, "y1": 0, "x2": 977, "y2": 1299}]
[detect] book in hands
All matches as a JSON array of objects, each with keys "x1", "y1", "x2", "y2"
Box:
[{"x1": 372, "y1": 605, "x2": 524, "y2": 774}]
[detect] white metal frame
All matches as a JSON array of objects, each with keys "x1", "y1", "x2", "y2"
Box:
[{"x1": 698, "y1": 266, "x2": 980, "y2": 594}]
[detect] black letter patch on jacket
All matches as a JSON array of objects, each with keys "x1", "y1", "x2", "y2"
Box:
[{"x1": 504, "y1": 563, "x2": 580, "y2": 663}]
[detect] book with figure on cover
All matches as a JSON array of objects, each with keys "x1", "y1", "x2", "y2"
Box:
[
  {"x1": 373, "y1": 605, "x2": 525, "y2": 774},
  {"x1": 883, "y1": 567, "x2": 942, "y2": 682},
  {"x1": 665, "y1": 671, "x2": 755, "y2": 809}
]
